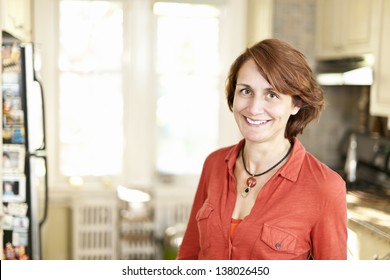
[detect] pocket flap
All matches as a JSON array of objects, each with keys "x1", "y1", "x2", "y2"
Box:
[
  {"x1": 261, "y1": 224, "x2": 298, "y2": 253},
  {"x1": 196, "y1": 202, "x2": 214, "y2": 221}
]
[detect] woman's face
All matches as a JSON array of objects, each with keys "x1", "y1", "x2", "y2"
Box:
[{"x1": 233, "y1": 59, "x2": 300, "y2": 144}]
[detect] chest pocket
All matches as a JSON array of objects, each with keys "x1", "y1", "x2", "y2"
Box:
[
  {"x1": 261, "y1": 224, "x2": 298, "y2": 253},
  {"x1": 251, "y1": 223, "x2": 310, "y2": 259},
  {"x1": 196, "y1": 202, "x2": 214, "y2": 250}
]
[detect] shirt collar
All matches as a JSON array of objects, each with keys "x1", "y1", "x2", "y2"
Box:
[
  {"x1": 225, "y1": 139, "x2": 245, "y2": 175},
  {"x1": 279, "y1": 138, "x2": 306, "y2": 182},
  {"x1": 224, "y1": 138, "x2": 306, "y2": 183}
]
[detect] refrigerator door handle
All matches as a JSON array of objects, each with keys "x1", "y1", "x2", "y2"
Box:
[
  {"x1": 28, "y1": 152, "x2": 49, "y2": 227},
  {"x1": 33, "y1": 79, "x2": 46, "y2": 151}
]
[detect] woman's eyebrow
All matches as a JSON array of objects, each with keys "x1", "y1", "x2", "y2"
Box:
[{"x1": 236, "y1": 83, "x2": 251, "y2": 87}]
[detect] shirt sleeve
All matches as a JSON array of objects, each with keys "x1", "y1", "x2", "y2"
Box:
[
  {"x1": 310, "y1": 183, "x2": 348, "y2": 260},
  {"x1": 176, "y1": 163, "x2": 209, "y2": 260}
]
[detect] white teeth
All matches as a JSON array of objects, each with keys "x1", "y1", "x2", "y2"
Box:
[{"x1": 246, "y1": 117, "x2": 267, "y2": 125}]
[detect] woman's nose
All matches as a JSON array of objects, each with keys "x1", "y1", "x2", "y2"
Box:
[{"x1": 247, "y1": 95, "x2": 265, "y2": 115}]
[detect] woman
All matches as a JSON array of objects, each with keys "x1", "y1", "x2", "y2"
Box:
[{"x1": 177, "y1": 38, "x2": 347, "y2": 260}]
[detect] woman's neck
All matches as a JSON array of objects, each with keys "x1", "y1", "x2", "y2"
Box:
[{"x1": 243, "y1": 138, "x2": 292, "y2": 174}]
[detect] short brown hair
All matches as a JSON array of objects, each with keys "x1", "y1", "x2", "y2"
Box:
[{"x1": 226, "y1": 38, "x2": 324, "y2": 139}]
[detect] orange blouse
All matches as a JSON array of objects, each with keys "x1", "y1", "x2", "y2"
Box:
[
  {"x1": 177, "y1": 138, "x2": 347, "y2": 260},
  {"x1": 230, "y1": 219, "x2": 242, "y2": 238}
]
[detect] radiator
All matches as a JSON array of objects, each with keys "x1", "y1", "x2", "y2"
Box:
[
  {"x1": 154, "y1": 201, "x2": 192, "y2": 239},
  {"x1": 72, "y1": 198, "x2": 118, "y2": 260},
  {"x1": 70, "y1": 188, "x2": 193, "y2": 260}
]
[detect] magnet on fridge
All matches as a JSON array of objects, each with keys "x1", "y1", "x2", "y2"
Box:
[
  {"x1": 4, "y1": 242, "x2": 16, "y2": 260},
  {"x1": 12, "y1": 231, "x2": 21, "y2": 246},
  {"x1": 15, "y1": 246, "x2": 29, "y2": 260},
  {"x1": 13, "y1": 216, "x2": 29, "y2": 232},
  {"x1": 2, "y1": 174, "x2": 26, "y2": 202},
  {"x1": 18, "y1": 232, "x2": 28, "y2": 247},
  {"x1": 2, "y1": 144, "x2": 25, "y2": 173},
  {"x1": 11, "y1": 125, "x2": 25, "y2": 144},
  {"x1": 2, "y1": 214, "x2": 13, "y2": 230},
  {"x1": 7, "y1": 202, "x2": 28, "y2": 217}
]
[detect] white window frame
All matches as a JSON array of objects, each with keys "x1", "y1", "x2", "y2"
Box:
[{"x1": 33, "y1": 0, "x2": 245, "y2": 190}]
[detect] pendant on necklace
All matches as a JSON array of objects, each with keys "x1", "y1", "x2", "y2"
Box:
[{"x1": 241, "y1": 177, "x2": 257, "y2": 198}]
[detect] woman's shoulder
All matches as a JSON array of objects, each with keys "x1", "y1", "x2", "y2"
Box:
[
  {"x1": 305, "y1": 151, "x2": 341, "y2": 176},
  {"x1": 301, "y1": 150, "x2": 346, "y2": 194}
]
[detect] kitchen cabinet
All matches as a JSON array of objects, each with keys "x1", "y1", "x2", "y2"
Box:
[
  {"x1": 1, "y1": 0, "x2": 32, "y2": 42},
  {"x1": 315, "y1": 0, "x2": 381, "y2": 59},
  {"x1": 370, "y1": 0, "x2": 390, "y2": 127},
  {"x1": 246, "y1": 0, "x2": 273, "y2": 45}
]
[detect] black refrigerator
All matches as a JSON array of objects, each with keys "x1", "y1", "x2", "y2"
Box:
[{"x1": 2, "y1": 32, "x2": 48, "y2": 260}]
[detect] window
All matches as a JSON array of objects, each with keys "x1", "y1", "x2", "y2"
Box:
[
  {"x1": 59, "y1": 0, "x2": 124, "y2": 176},
  {"x1": 37, "y1": 0, "x2": 244, "y2": 187},
  {"x1": 154, "y1": 2, "x2": 221, "y2": 175}
]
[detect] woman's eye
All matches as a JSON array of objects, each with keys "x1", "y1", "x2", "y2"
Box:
[
  {"x1": 240, "y1": 88, "x2": 251, "y2": 95},
  {"x1": 268, "y1": 91, "x2": 279, "y2": 99}
]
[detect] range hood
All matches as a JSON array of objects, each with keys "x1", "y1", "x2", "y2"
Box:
[{"x1": 315, "y1": 55, "x2": 374, "y2": 86}]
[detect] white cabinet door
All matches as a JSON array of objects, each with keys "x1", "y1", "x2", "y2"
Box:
[
  {"x1": 370, "y1": 0, "x2": 390, "y2": 126},
  {"x1": 316, "y1": 0, "x2": 343, "y2": 57},
  {"x1": 316, "y1": 0, "x2": 380, "y2": 59},
  {"x1": 1, "y1": 0, "x2": 32, "y2": 42}
]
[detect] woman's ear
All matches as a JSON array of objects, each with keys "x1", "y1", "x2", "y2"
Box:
[{"x1": 291, "y1": 99, "x2": 301, "y2": 116}]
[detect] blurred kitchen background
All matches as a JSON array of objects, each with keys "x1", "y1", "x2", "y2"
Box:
[{"x1": 1, "y1": 0, "x2": 389, "y2": 260}]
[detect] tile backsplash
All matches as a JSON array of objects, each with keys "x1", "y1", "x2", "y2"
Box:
[{"x1": 300, "y1": 86, "x2": 363, "y2": 169}]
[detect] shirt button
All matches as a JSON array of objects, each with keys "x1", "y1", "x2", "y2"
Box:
[{"x1": 275, "y1": 243, "x2": 281, "y2": 249}]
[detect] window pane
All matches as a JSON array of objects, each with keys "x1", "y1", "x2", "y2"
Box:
[
  {"x1": 59, "y1": 0, "x2": 123, "y2": 176},
  {"x1": 154, "y1": 2, "x2": 221, "y2": 175}
]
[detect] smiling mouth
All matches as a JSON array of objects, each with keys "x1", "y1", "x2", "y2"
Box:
[{"x1": 245, "y1": 117, "x2": 269, "y2": 126}]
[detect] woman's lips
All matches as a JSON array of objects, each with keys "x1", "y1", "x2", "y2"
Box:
[{"x1": 245, "y1": 117, "x2": 269, "y2": 126}]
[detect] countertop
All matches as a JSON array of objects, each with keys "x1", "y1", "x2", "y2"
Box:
[{"x1": 347, "y1": 191, "x2": 390, "y2": 239}]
